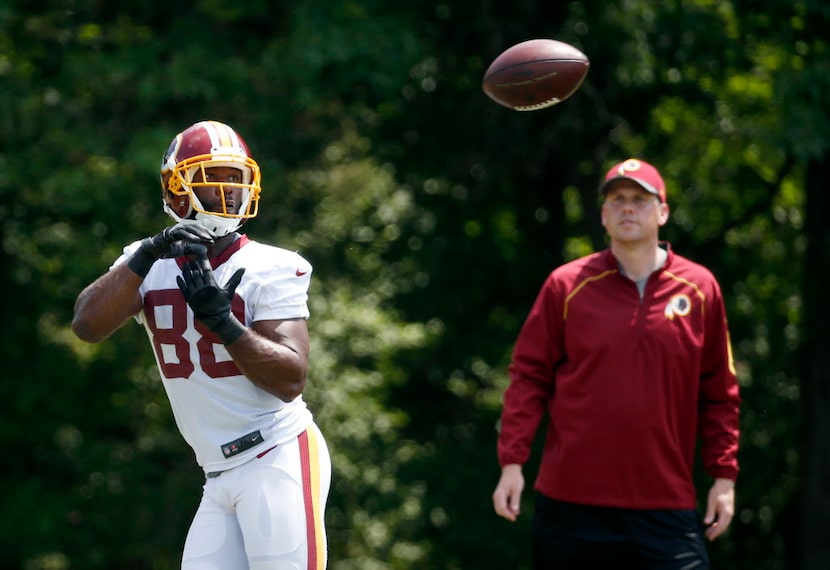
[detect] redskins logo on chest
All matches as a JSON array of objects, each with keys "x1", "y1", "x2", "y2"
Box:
[{"x1": 664, "y1": 294, "x2": 692, "y2": 320}]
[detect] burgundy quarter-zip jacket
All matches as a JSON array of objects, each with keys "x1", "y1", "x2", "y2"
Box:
[{"x1": 498, "y1": 245, "x2": 740, "y2": 509}]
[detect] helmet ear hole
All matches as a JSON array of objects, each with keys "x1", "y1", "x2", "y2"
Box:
[{"x1": 165, "y1": 190, "x2": 191, "y2": 218}]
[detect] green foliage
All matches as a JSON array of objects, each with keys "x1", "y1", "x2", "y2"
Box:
[
  {"x1": 287, "y1": 134, "x2": 440, "y2": 566},
  {"x1": 0, "y1": 0, "x2": 825, "y2": 568}
]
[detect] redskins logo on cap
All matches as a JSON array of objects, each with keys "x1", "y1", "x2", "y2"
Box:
[{"x1": 617, "y1": 159, "x2": 644, "y2": 175}]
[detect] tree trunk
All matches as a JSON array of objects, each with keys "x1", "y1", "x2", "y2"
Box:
[{"x1": 802, "y1": 153, "x2": 830, "y2": 569}]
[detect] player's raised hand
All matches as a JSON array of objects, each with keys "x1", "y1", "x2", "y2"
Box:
[
  {"x1": 127, "y1": 222, "x2": 216, "y2": 277},
  {"x1": 177, "y1": 253, "x2": 246, "y2": 345},
  {"x1": 158, "y1": 224, "x2": 215, "y2": 256},
  {"x1": 165, "y1": 241, "x2": 207, "y2": 259}
]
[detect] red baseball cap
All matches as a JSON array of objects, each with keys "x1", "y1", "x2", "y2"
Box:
[{"x1": 599, "y1": 158, "x2": 667, "y2": 203}]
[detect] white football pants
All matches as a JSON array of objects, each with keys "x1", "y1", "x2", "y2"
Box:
[{"x1": 181, "y1": 423, "x2": 331, "y2": 570}]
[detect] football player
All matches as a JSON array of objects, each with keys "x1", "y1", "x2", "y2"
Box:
[{"x1": 72, "y1": 120, "x2": 331, "y2": 569}]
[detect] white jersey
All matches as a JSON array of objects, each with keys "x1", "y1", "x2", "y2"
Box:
[{"x1": 113, "y1": 235, "x2": 314, "y2": 474}]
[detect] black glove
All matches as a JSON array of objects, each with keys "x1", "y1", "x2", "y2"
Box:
[
  {"x1": 127, "y1": 223, "x2": 215, "y2": 278},
  {"x1": 165, "y1": 241, "x2": 208, "y2": 259},
  {"x1": 177, "y1": 254, "x2": 246, "y2": 345}
]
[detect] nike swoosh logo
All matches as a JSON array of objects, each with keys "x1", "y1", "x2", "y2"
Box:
[{"x1": 296, "y1": 269, "x2": 308, "y2": 276}]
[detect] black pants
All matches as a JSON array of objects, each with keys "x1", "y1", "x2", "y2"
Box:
[{"x1": 531, "y1": 493, "x2": 710, "y2": 570}]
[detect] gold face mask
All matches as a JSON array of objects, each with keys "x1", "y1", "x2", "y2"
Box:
[{"x1": 160, "y1": 121, "x2": 262, "y2": 237}]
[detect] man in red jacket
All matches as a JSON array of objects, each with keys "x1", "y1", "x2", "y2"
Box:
[{"x1": 492, "y1": 159, "x2": 740, "y2": 568}]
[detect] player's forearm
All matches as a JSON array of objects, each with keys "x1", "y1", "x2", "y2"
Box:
[
  {"x1": 72, "y1": 264, "x2": 143, "y2": 343},
  {"x1": 226, "y1": 330, "x2": 308, "y2": 401}
]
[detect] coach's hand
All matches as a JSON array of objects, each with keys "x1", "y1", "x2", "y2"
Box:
[
  {"x1": 493, "y1": 464, "x2": 524, "y2": 522},
  {"x1": 703, "y1": 477, "x2": 735, "y2": 541},
  {"x1": 177, "y1": 254, "x2": 246, "y2": 345},
  {"x1": 127, "y1": 223, "x2": 215, "y2": 278}
]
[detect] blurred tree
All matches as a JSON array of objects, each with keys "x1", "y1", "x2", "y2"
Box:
[
  {"x1": 0, "y1": 0, "x2": 825, "y2": 568},
  {"x1": 791, "y1": 3, "x2": 830, "y2": 568}
]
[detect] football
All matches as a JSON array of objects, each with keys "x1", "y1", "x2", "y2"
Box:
[{"x1": 482, "y1": 39, "x2": 590, "y2": 111}]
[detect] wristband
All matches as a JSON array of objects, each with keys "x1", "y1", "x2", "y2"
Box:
[
  {"x1": 211, "y1": 315, "x2": 247, "y2": 345},
  {"x1": 126, "y1": 239, "x2": 158, "y2": 278}
]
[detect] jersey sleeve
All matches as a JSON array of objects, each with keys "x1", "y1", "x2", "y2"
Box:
[
  {"x1": 111, "y1": 240, "x2": 142, "y2": 269},
  {"x1": 109, "y1": 240, "x2": 146, "y2": 325},
  {"x1": 697, "y1": 277, "x2": 741, "y2": 481},
  {"x1": 247, "y1": 251, "x2": 312, "y2": 322},
  {"x1": 498, "y1": 272, "x2": 563, "y2": 467}
]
